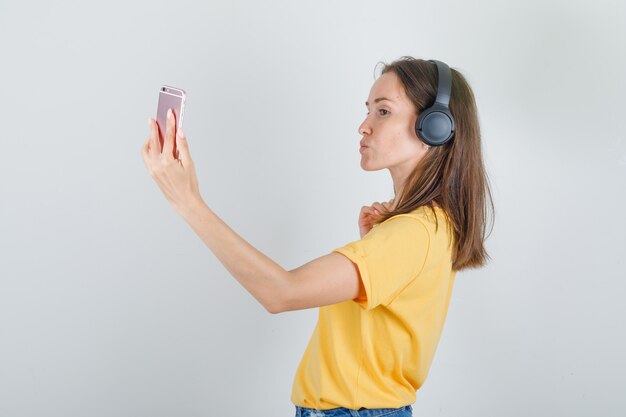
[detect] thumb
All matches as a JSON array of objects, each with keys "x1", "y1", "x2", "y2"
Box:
[{"x1": 176, "y1": 128, "x2": 192, "y2": 164}]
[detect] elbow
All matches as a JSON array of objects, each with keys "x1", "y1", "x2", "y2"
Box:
[
  {"x1": 266, "y1": 270, "x2": 292, "y2": 314},
  {"x1": 266, "y1": 290, "x2": 289, "y2": 314},
  {"x1": 266, "y1": 302, "x2": 282, "y2": 314},
  {"x1": 267, "y1": 298, "x2": 291, "y2": 314},
  {"x1": 268, "y1": 295, "x2": 297, "y2": 314}
]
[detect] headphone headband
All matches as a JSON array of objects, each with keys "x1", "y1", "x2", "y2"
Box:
[{"x1": 431, "y1": 60, "x2": 452, "y2": 107}]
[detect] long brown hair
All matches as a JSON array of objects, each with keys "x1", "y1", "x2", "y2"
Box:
[{"x1": 374, "y1": 56, "x2": 495, "y2": 271}]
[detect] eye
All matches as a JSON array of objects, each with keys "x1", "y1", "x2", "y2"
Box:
[{"x1": 365, "y1": 109, "x2": 390, "y2": 116}]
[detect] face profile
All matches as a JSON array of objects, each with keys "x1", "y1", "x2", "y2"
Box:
[{"x1": 358, "y1": 71, "x2": 430, "y2": 175}]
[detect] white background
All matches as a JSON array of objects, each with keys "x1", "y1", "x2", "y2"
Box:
[{"x1": 1, "y1": 0, "x2": 625, "y2": 416}]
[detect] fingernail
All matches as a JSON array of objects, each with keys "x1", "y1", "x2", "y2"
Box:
[
  {"x1": 147, "y1": 117, "x2": 151, "y2": 126},
  {"x1": 167, "y1": 108, "x2": 172, "y2": 118}
]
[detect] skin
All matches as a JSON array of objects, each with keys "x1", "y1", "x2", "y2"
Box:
[
  {"x1": 357, "y1": 71, "x2": 431, "y2": 236},
  {"x1": 359, "y1": 71, "x2": 430, "y2": 197},
  {"x1": 139, "y1": 75, "x2": 431, "y2": 314},
  {"x1": 142, "y1": 108, "x2": 201, "y2": 213}
]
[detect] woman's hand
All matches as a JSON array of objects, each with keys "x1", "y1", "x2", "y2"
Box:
[
  {"x1": 141, "y1": 108, "x2": 203, "y2": 213},
  {"x1": 358, "y1": 198, "x2": 395, "y2": 238}
]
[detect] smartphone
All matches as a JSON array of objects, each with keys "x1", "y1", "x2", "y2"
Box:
[{"x1": 156, "y1": 85, "x2": 186, "y2": 157}]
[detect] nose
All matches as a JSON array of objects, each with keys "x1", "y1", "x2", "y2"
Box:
[{"x1": 358, "y1": 117, "x2": 371, "y2": 136}]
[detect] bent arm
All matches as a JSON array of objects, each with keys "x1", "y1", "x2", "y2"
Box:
[
  {"x1": 177, "y1": 200, "x2": 290, "y2": 314},
  {"x1": 177, "y1": 200, "x2": 363, "y2": 314}
]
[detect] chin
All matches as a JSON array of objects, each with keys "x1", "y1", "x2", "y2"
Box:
[{"x1": 360, "y1": 160, "x2": 383, "y2": 171}]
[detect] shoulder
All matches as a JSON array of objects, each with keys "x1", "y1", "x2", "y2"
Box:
[
  {"x1": 376, "y1": 205, "x2": 444, "y2": 229},
  {"x1": 372, "y1": 206, "x2": 452, "y2": 244},
  {"x1": 366, "y1": 213, "x2": 431, "y2": 249},
  {"x1": 372, "y1": 212, "x2": 429, "y2": 233}
]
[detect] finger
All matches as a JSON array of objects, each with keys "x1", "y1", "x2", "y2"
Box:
[
  {"x1": 162, "y1": 108, "x2": 176, "y2": 160},
  {"x1": 148, "y1": 118, "x2": 160, "y2": 157},
  {"x1": 143, "y1": 135, "x2": 151, "y2": 156},
  {"x1": 141, "y1": 137, "x2": 147, "y2": 159},
  {"x1": 141, "y1": 136, "x2": 153, "y2": 170},
  {"x1": 176, "y1": 128, "x2": 192, "y2": 165}
]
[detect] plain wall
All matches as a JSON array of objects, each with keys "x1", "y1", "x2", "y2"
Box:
[{"x1": 1, "y1": 0, "x2": 625, "y2": 416}]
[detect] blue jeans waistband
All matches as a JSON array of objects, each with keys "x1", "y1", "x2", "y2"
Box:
[{"x1": 295, "y1": 404, "x2": 412, "y2": 417}]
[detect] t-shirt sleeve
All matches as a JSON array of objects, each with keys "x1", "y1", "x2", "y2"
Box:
[{"x1": 332, "y1": 215, "x2": 431, "y2": 311}]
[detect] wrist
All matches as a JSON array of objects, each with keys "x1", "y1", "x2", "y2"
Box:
[{"x1": 176, "y1": 196, "x2": 209, "y2": 220}]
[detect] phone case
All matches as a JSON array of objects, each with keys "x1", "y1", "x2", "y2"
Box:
[{"x1": 156, "y1": 85, "x2": 186, "y2": 156}]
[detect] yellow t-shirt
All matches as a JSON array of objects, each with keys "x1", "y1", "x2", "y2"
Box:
[{"x1": 291, "y1": 205, "x2": 457, "y2": 410}]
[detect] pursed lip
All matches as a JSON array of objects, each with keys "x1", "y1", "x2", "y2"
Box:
[{"x1": 359, "y1": 141, "x2": 368, "y2": 148}]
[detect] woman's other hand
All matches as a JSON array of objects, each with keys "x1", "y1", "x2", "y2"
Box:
[{"x1": 358, "y1": 198, "x2": 395, "y2": 238}]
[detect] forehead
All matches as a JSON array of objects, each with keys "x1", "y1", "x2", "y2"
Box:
[{"x1": 367, "y1": 71, "x2": 409, "y2": 105}]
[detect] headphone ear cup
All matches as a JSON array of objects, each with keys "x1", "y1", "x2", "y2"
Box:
[{"x1": 416, "y1": 104, "x2": 455, "y2": 146}]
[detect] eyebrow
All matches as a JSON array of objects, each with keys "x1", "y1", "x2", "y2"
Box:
[{"x1": 365, "y1": 97, "x2": 394, "y2": 107}]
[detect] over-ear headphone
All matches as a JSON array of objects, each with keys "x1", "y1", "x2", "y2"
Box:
[{"x1": 415, "y1": 60, "x2": 455, "y2": 146}]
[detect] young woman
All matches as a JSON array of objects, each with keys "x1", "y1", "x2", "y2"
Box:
[{"x1": 141, "y1": 56, "x2": 494, "y2": 417}]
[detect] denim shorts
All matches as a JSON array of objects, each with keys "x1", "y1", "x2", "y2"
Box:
[{"x1": 295, "y1": 404, "x2": 412, "y2": 417}]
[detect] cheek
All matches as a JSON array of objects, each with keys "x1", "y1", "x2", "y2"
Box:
[
  {"x1": 385, "y1": 131, "x2": 410, "y2": 155},
  {"x1": 381, "y1": 133, "x2": 420, "y2": 161},
  {"x1": 370, "y1": 123, "x2": 418, "y2": 159}
]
